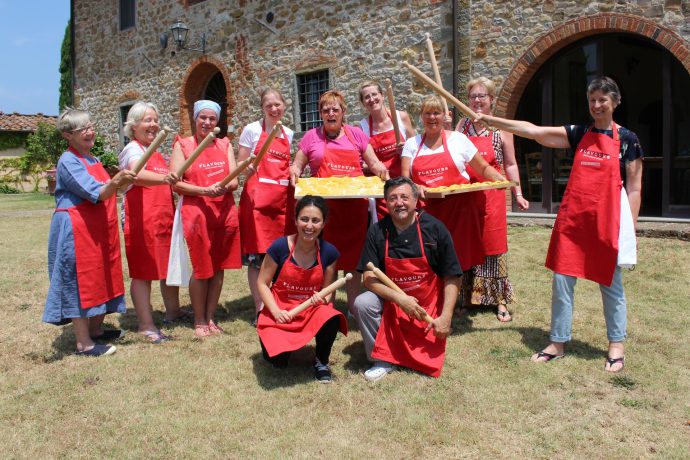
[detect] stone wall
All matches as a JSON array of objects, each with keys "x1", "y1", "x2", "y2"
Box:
[
  {"x1": 73, "y1": 0, "x2": 455, "y2": 152},
  {"x1": 460, "y1": 0, "x2": 690, "y2": 115}
]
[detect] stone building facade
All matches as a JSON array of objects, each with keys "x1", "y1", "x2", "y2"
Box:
[{"x1": 71, "y1": 0, "x2": 690, "y2": 217}]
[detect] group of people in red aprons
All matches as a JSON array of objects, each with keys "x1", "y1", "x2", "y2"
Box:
[{"x1": 44, "y1": 76, "x2": 642, "y2": 377}]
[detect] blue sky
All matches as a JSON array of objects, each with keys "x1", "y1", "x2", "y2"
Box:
[{"x1": 0, "y1": 1, "x2": 70, "y2": 115}]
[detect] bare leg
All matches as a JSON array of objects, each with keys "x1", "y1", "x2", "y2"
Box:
[
  {"x1": 72, "y1": 317, "x2": 95, "y2": 352},
  {"x1": 531, "y1": 342, "x2": 565, "y2": 362},
  {"x1": 206, "y1": 270, "x2": 225, "y2": 322},
  {"x1": 87, "y1": 313, "x2": 106, "y2": 337},
  {"x1": 345, "y1": 271, "x2": 362, "y2": 312},
  {"x1": 189, "y1": 276, "x2": 210, "y2": 327},
  {"x1": 247, "y1": 266, "x2": 263, "y2": 315},
  {"x1": 160, "y1": 280, "x2": 181, "y2": 320},
  {"x1": 605, "y1": 341, "x2": 625, "y2": 372},
  {"x1": 131, "y1": 278, "x2": 156, "y2": 333}
]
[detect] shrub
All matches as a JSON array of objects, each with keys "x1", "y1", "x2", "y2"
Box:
[{"x1": 0, "y1": 183, "x2": 21, "y2": 194}]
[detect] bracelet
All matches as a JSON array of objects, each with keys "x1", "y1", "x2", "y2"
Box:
[{"x1": 515, "y1": 192, "x2": 523, "y2": 197}]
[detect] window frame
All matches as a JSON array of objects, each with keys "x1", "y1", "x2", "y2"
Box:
[
  {"x1": 295, "y1": 69, "x2": 330, "y2": 133},
  {"x1": 119, "y1": 0, "x2": 136, "y2": 31}
]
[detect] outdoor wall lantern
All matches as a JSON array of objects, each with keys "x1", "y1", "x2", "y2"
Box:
[{"x1": 160, "y1": 21, "x2": 206, "y2": 54}]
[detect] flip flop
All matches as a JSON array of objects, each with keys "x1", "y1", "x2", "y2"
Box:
[
  {"x1": 142, "y1": 330, "x2": 170, "y2": 344},
  {"x1": 605, "y1": 356, "x2": 625, "y2": 372},
  {"x1": 533, "y1": 351, "x2": 565, "y2": 362},
  {"x1": 496, "y1": 310, "x2": 512, "y2": 322}
]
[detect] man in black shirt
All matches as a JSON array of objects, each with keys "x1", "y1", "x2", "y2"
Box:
[{"x1": 353, "y1": 177, "x2": 462, "y2": 381}]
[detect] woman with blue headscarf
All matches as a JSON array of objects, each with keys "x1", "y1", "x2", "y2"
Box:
[{"x1": 170, "y1": 100, "x2": 241, "y2": 338}]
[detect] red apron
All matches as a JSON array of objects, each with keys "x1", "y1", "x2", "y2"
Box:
[
  {"x1": 371, "y1": 219, "x2": 446, "y2": 377},
  {"x1": 464, "y1": 134, "x2": 508, "y2": 256},
  {"x1": 63, "y1": 148, "x2": 124, "y2": 308},
  {"x1": 176, "y1": 135, "x2": 241, "y2": 279},
  {"x1": 257, "y1": 239, "x2": 347, "y2": 357},
  {"x1": 124, "y1": 141, "x2": 175, "y2": 280},
  {"x1": 316, "y1": 126, "x2": 369, "y2": 271},
  {"x1": 545, "y1": 124, "x2": 621, "y2": 286},
  {"x1": 366, "y1": 112, "x2": 403, "y2": 220},
  {"x1": 239, "y1": 122, "x2": 296, "y2": 254},
  {"x1": 411, "y1": 131, "x2": 485, "y2": 271}
]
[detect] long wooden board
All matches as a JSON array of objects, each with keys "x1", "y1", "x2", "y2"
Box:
[
  {"x1": 425, "y1": 180, "x2": 516, "y2": 198},
  {"x1": 295, "y1": 176, "x2": 385, "y2": 199}
]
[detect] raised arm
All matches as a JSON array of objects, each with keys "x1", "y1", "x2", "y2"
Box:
[{"x1": 478, "y1": 114, "x2": 570, "y2": 149}]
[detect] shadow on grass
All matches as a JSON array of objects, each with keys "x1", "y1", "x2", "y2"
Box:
[
  {"x1": 452, "y1": 307, "x2": 606, "y2": 360},
  {"x1": 217, "y1": 295, "x2": 256, "y2": 325},
  {"x1": 340, "y1": 341, "x2": 370, "y2": 373},
  {"x1": 250, "y1": 346, "x2": 318, "y2": 389},
  {"x1": 34, "y1": 317, "x2": 137, "y2": 363}
]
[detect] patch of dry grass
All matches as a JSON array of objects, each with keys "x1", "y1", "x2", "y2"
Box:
[{"x1": 0, "y1": 194, "x2": 688, "y2": 458}]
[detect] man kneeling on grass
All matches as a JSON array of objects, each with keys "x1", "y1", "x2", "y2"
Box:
[{"x1": 352, "y1": 177, "x2": 461, "y2": 380}]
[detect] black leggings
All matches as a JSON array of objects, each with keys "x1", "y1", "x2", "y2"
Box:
[{"x1": 260, "y1": 316, "x2": 341, "y2": 368}]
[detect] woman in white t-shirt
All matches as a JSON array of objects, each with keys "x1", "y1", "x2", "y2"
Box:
[
  {"x1": 358, "y1": 80, "x2": 415, "y2": 220},
  {"x1": 238, "y1": 88, "x2": 295, "y2": 323},
  {"x1": 401, "y1": 95, "x2": 505, "y2": 273}
]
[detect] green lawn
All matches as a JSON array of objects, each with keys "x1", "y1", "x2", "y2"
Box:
[{"x1": 0, "y1": 193, "x2": 688, "y2": 458}]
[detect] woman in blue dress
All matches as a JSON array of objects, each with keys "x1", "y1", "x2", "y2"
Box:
[{"x1": 43, "y1": 108, "x2": 136, "y2": 356}]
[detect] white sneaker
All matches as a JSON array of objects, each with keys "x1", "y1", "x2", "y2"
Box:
[{"x1": 364, "y1": 361, "x2": 395, "y2": 382}]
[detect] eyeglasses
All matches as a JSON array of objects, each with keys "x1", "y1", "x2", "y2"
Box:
[
  {"x1": 321, "y1": 107, "x2": 342, "y2": 115},
  {"x1": 70, "y1": 124, "x2": 95, "y2": 134},
  {"x1": 469, "y1": 93, "x2": 490, "y2": 101}
]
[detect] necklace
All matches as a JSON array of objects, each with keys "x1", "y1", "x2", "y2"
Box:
[{"x1": 325, "y1": 128, "x2": 341, "y2": 140}]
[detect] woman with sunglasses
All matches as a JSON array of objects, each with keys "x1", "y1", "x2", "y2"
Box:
[{"x1": 455, "y1": 77, "x2": 529, "y2": 322}]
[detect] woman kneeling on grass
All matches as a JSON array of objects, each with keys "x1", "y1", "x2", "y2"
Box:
[
  {"x1": 43, "y1": 108, "x2": 136, "y2": 356},
  {"x1": 256, "y1": 195, "x2": 347, "y2": 383}
]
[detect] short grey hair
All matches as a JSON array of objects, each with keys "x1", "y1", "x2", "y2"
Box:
[
  {"x1": 56, "y1": 107, "x2": 92, "y2": 133},
  {"x1": 587, "y1": 76, "x2": 621, "y2": 104},
  {"x1": 123, "y1": 101, "x2": 159, "y2": 138}
]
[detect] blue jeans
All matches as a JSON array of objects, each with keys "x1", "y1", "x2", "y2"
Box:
[{"x1": 550, "y1": 268, "x2": 627, "y2": 343}]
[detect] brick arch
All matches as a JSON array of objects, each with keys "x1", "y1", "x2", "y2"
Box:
[
  {"x1": 178, "y1": 55, "x2": 233, "y2": 137},
  {"x1": 496, "y1": 13, "x2": 690, "y2": 118}
]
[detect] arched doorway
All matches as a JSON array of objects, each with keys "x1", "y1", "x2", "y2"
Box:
[
  {"x1": 513, "y1": 33, "x2": 690, "y2": 218},
  {"x1": 202, "y1": 72, "x2": 228, "y2": 138},
  {"x1": 179, "y1": 57, "x2": 231, "y2": 138}
]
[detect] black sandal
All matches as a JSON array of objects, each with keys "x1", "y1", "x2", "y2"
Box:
[
  {"x1": 534, "y1": 351, "x2": 565, "y2": 362},
  {"x1": 605, "y1": 356, "x2": 625, "y2": 372}
]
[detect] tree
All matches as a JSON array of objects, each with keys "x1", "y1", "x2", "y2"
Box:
[
  {"x1": 21, "y1": 123, "x2": 67, "y2": 191},
  {"x1": 59, "y1": 21, "x2": 73, "y2": 111}
]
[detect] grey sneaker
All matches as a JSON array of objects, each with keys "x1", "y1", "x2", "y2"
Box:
[{"x1": 364, "y1": 361, "x2": 395, "y2": 382}]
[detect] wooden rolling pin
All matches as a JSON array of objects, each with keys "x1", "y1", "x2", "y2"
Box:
[
  {"x1": 366, "y1": 262, "x2": 434, "y2": 324},
  {"x1": 217, "y1": 155, "x2": 255, "y2": 188},
  {"x1": 287, "y1": 273, "x2": 353, "y2": 319},
  {"x1": 131, "y1": 126, "x2": 172, "y2": 174},
  {"x1": 385, "y1": 79, "x2": 402, "y2": 146},
  {"x1": 175, "y1": 127, "x2": 221, "y2": 177},
  {"x1": 403, "y1": 62, "x2": 484, "y2": 124},
  {"x1": 252, "y1": 121, "x2": 282, "y2": 168},
  {"x1": 425, "y1": 33, "x2": 449, "y2": 116}
]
